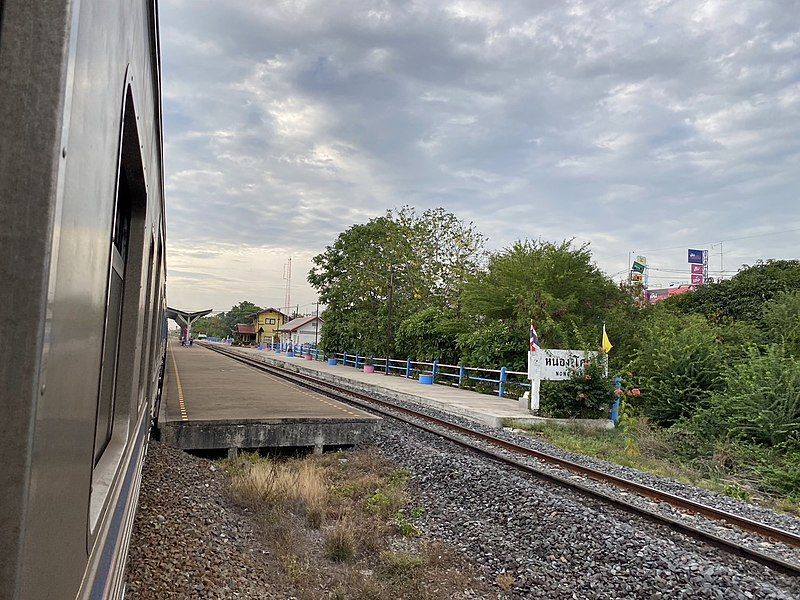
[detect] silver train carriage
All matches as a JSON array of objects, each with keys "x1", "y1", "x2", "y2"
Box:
[{"x1": 0, "y1": 0, "x2": 166, "y2": 598}]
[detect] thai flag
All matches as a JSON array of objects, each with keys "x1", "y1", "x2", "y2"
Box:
[{"x1": 529, "y1": 322, "x2": 539, "y2": 352}]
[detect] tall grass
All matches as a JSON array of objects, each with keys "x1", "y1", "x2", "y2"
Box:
[{"x1": 231, "y1": 461, "x2": 327, "y2": 525}]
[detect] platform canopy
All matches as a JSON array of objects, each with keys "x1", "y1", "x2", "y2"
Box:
[{"x1": 165, "y1": 307, "x2": 213, "y2": 331}]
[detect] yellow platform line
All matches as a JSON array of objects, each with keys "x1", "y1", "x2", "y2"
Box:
[{"x1": 169, "y1": 344, "x2": 189, "y2": 421}]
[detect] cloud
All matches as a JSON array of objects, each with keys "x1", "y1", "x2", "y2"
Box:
[{"x1": 161, "y1": 0, "x2": 800, "y2": 310}]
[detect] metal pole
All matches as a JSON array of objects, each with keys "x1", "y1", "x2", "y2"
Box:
[
  {"x1": 314, "y1": 301, "x2": 319, "y2": 347},
  {"x1": 385, "y1": 266, "x2": 394, "y2": 376}
]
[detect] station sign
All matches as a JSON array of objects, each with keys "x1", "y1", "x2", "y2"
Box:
[{"x1": 528, "y1": 349, "x2": 602, "y2": 381}]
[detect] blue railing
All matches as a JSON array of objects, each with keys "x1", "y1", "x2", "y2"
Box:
[{"x1": 231, "y1": 340, "x2": 530, "y2": 399}]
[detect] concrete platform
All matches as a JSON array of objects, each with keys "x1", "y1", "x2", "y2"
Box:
[
  {"x1": 159, "y1": 341, "x2": 380, "y2": 453},
  {"x1": 209, "y1": 344, "x2": 545, "y2": 428}
]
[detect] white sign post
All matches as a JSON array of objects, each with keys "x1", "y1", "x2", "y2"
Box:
[{"x1": 526, "y1": 349, "x2": 602, "y2": 412}]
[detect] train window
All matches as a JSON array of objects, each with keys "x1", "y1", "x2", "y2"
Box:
[
  {"x1": 92, "y1": 83, "x2": 147, "y2": 469},
  {"x1": 94, "y1": 165, "x2": 133, "y2": 463}
]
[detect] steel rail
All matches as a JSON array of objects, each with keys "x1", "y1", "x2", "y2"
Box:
[{"x1": 201, "y1": 343, "x2": 800, "y2": 577}]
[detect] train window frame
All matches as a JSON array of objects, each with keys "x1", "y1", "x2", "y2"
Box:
[
  {"x1": 137, "y1": 235, "x2": 155, "y2": 407},
  {"x1": 89, "y1": 79, "x2": 149, "y2": 532}
]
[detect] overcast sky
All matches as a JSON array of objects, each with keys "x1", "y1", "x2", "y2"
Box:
[{"x1": 161, "y1": 0, "x2": 800, "y2": 314}]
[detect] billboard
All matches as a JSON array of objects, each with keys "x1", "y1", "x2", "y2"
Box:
[
  {"x1": 691, "y1": 263, "x2": 704, "y2": 274},
  {"x1": 688, "y1": 249, "x2": 704, "y2": 264},
  {"x1": 691, "y1": 274, "x2": 703, "y2": 285}
]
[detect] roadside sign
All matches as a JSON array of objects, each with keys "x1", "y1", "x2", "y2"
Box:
[{"x1": 688, "y1": 249, "x2": 704, "y2": 264}]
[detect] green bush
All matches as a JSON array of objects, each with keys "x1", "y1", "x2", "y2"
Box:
[
  {"x1": 627, "y1": 311, "x2": 728, "y2": 426},
  {"x1": 395, "y1": 307, "x2": 465, "y2": 363},
  {"x1": 540, "y1": 355, "x2": 615, "y2": 419},
  {"x1": 456, "y1": 320, "x2": 526, "y2": 371},
  {"x1": 682, "y1": 344, "x2": 800, "y2": 451},
  {"x1": 762, "y1": 291, "x2": 800, "y2": 357}
]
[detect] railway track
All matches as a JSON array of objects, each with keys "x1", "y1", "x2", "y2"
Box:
[{"x1": 201, "y1": 343, "x2": 800, "y2": 578}]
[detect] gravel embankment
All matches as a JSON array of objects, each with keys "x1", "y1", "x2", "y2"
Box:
[
  {"x1": 358, "y1": 399, "x2": 800, "y2": 567},
  {"x1": 125, "y1": 442, "x2": 281, "y2": 599},
  {"x1": 222, "y1": 348, "x2": 800, "y2": 537},
  {"x1": 343, "y1": 387, "x2": 800, "y2": 537},
  {"x1": 372, "y1": 417, "x2": 800, "y2": 599},
  {"x1": 127, "y1": 431, "x2": 799, "y2": 599}
]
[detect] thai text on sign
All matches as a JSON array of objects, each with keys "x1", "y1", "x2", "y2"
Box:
[{"x1": 528, "y1": 349, "x2": 603, "y2": 381}]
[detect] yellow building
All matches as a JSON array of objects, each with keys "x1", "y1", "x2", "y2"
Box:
[{"x1": 252, "y1": 308, "x2": 289, "y2": 345}]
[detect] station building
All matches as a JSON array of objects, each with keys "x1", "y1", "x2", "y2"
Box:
[
  {"x1": 278, "y1": 316, "x2": 324, "y2": 348},
  {"x1": 251, "y1": 307, "x2": 290, "y2": 345}
]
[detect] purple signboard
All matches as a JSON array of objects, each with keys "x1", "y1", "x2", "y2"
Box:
[
  {"x1": 688, "y1": 249, "x2": 704, "y2": 264},
  {"x1": 691, "y1": 273, "x2": 703, "y2": 285},
  {"x1": 691, "y1": 264, "x2": 704, "y2": 274}
]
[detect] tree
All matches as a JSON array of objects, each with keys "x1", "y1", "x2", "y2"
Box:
[
  {"x1": 670, "y1": 260, "x2": 800, "y2": 325},
  {"x1": 309, "y1": 216, "x2": 416, "y2": 356},
  {"x1": 393, "y1": 206, "x2": 487, "y2": 307},
  {"x1": 222, "y1": 300, "x2": 263, "y2": 334},
  {"x1": 192, "y1": 313, "x2": 227, "y2": 338},
  {"x1": 395, "y1": 307, "x2": 466, "y2": 363},
  {"x1": 461, "y1": 239, "x2": 631, "y2": 351},
  {"x1": 308, "y1": 208, "x2": 486, "y2": 357}
]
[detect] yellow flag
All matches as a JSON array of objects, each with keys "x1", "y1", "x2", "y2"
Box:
[{"x1": 602, "y1": 324, "x2": 613, "y2": 353}]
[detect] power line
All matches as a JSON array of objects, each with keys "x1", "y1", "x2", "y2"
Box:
[{"x1": 593, "y1": 226, "x2": 800, "y2": 262}]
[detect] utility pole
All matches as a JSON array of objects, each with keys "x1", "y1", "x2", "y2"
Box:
[
  {"x1": 385, "y1": 266, "x2": 394, "y2": 376},
  {"x1": 314, "y1": 301, "x2": 319, "y2": 347},
  {"x1": 627, "y1": 251, "x2": 632, "y2": 286},
  {"x1": 282, "y1": 257, "x2": 292, "y2": 315}
]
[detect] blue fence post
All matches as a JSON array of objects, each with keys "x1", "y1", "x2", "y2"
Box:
[
  {"x1": 355, "y1": 354, "x2": 360, "y2": 369},
  {"x1": 458, "y1": 365, "x2": 465, "y2": 387},
  {"x1": 432, "y1": 360, "x2": 438, "y2": 381},
  {"x1": 499, "y1": 366, "x2": 507, "y2": 397},
  {"x1": 343, "y1": 352, "x2": 347, "y2": 367},
  {"x1": 611, "y1": 376, "x2": 622, "y2": 425},
  {"x1": 405, "y1": 358, "x2": 411, "y2": 378}
]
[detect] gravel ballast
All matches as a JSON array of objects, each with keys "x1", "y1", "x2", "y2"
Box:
[
  {"x1": 125, "y1": 442, "x2": 281, "y2": 599},
  {"x1": 372, "y1": 417, "x2": 799, "y2": 599}
]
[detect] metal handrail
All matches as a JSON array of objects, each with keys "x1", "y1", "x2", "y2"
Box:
[{"x1": 242, "y1": 342, "x2": 533, "y2": 399}]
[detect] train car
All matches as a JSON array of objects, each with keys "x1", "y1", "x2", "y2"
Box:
[{"x1": 0, "y1": 1, "x2": 165, "y2": 598}]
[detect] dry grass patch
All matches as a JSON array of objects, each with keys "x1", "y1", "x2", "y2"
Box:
[
  {"x1": 225, "y1": 450, "x2": 497, "y2": 599},
  {"x1": 324, "y1": 518, "x2": 357, "y2": 563}
]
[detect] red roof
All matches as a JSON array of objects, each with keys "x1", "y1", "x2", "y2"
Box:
[{"x1": 235, "y1": 324, "x2": 255, "y2": 334}]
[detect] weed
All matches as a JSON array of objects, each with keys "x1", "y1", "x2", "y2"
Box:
[
  {"x1": 279, "y1": 554, "x2": 306, "y2": 581},
  {"x1": 377, "y1": 551, "x2": 426, "y2": 584},
  {"x1": 392, "y1": 510, "x2": 421, "y2": 537},
  {"x1": 324, "y1": 519, "x2": 357, "y2": 563},
  {"x1": 387, "y1": 468, "x2": 410, "y2": 486},
  {"x1": 723, "y1": 482, "x2": 752, "y2": 502},
  {"x1": 365, "y1": 487, "x2": 407, "y2": 518},
  {"x1": 496, "y1": 572, "x2": 515, "y2": 591},
  {"x1": 410, "y1": 506, "x2": 425, "y2": 519}
]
